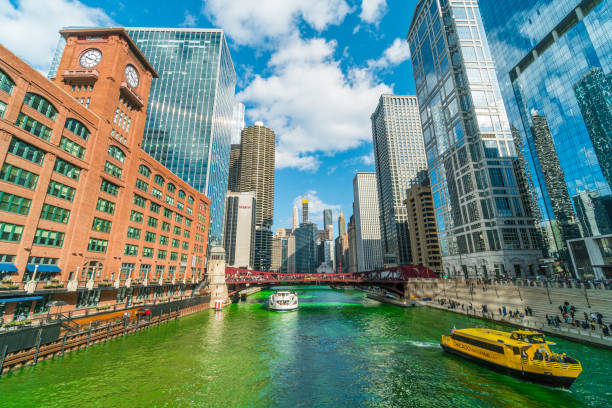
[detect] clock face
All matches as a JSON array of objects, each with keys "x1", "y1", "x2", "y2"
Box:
[
  {"x1": 125, "y1": 64, "x2": 139, "y2": 88},
  {"x1": 79, "y1": 49, "x2": 102, "y2": 68}
]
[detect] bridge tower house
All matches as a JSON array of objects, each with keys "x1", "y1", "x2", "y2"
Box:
[{"x1": 207, "y1": 247, "x2": 229, "y2": 308}]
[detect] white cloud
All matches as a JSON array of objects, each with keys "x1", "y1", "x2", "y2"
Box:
[
  {"x1": 367, "y1": 38, "x2": 411, "y2": 69},
  {"x1": 293, "y1": 190, "x2": 341, "y2": 225},
  {"x1": 359, "y1": 0, "x2": 387, "y2": 24},
  {"x1": 0, "y1": 0, "x2": 114, "y2": 71},
  {"x1": 202, "y1": 0, "x2": 351, "y2": 46},
  {"x1": 343, "y1": 151, "x2": 375, "y2": 167},
  {"x1": 179, "y1": 11, "x2": 198, "y2": 28},
  {"x1": 238, "y1": 35, "x2": 392, "y2": 171}
]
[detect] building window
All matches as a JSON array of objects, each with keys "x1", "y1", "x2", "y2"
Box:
[
  {"x1": 104, "y1": 161, "x2": 122, "y2": 179},
  {"x1": 158, "y1": 249, "x2": 167, "y2": 259},
  {"x1": 64, "y1": 118, "x2": 90, "y2": 140},
  {"x1": 16, "y1": 113, "x2": 52, "y2": 141},
  {"x1": 0, "y1": 68, "x2": 15, "y2": 94},
  {"x1": 47, "y1": 180, "x2": 75, "y2": 201},
  {"x1": 154, "y1": 174, "x2": 164, "y2": 187},
  {"x1": 152, "y1": 188, "x2": 163, "y2": 199},
  {"x1": 0, "y1": 163, "x2": 38, "y2": 189},
  {"x1": 165, "y1": 195, "x2": 174, "y2": 206},
  {"x1": 159, "y1": 235, "x2": 169, "y2": 245},
  {"x1": 127, "y1": 226, "x2": 141, "y2": 239},
  {"x1": 142, "y1": 247, "x2": 154, "y2": 258},
  {"x1": 40, "y1": 203, "x2": 70, "y2": 223},
  {"x1": 100, "y1": 179, "x2": 119, "y2": 196},
  {"x1": 96, "y1": 197, "x2": 115, "y2": 214},
  {"x1": 163, "y1": 207, "x2": 172, "y2": 218},
  {"x1": 167, "y1": 183, "x2": 176, "y2": 194},
  {"x1": 155, "y1": 265, "x2": 165, "y2": 278},
  {"x1": 92, "y1": 217, "x2": 112, "y2": 233},
  {"x1": 175, "y1": 214, "x2": 183, "y2": 223},
  {"x1": 0, "y1": 191, "x2": 31, "y2": 215},
  {"x1": 23, "y1": 92, "x2": 58, "y2": 120},
  {"x1": 150, "y1": 202, "x2": 160, "y2": 213},
  {"x1": 173, "y1": 226, "x2": 181, "y2": 235},
  {"x1": 76, "y1": 289, "x2": 101, "y2": 308},
  {"x1": 33, "y1": 228, "x2": 64, "y2": 247},
  {"x1": 147, "y1": 216, "x2": 158, "y2": 228},
  {"x1": 0, "y1": 222, "x2": 24, "y2": 242},
  {"x1": 172, "y1": 238, "x2": 180, "y2": 248},
  {"x1": 8, "y1": 137, "x2": 45, "y2": 165},
  {"x1": 144, "y1": 231, "x2": 156, "y2": 242},
  {"x1": 87, "y1": 238, "x2": 108, "y2": 252},
  {"x1": 33, "y1": 294, "x2": 54, "y2": 315},
  {"x1": 135, "y1": 178, "x2": 149, "y2": 192},
  {"x1": 183, "y1": 229, "x2": 190, "y2": 239},
  {"x1": 120, "y1": 263, "x2": 135, "y2": 279},
  {"x1": 133, "y1": 194, "x2": 146, "y2": 208},
  {"x1": 59, "y1": 136, "x2": 86, "y2": 159},
  {"x1": 138, "y1": 165, "x2": 151, "y2": 178},
  {"x1": 185, "y1": 218, "x2": 192, "y2": 227},
  {"x1": 108, "y1": 145, "x2": 126, "y2": 163},
  {"x1": 182, "y1": 241, "x2": 189, "y2": 250},
  {"x1": 54, "y1": 158, "x2": 81, "y2": 180},
  {"x1": 124, "y1": 244, "x2": 138, "y2": 256},
  {"x1": 139, "y1": 264, "x2": 151, "y2": 279},
  {"x1": 161, "y1": 221, "x2": 170, "y2": 232},
  {"x1": 0, "y1": 101, "x2": 7, "y2": 118},
  {"x1": 130, "y1": 210, "x2": 143, "y2": 223},
  {"x1": 188, "y1": 196, "x2": 194, "y2": 205},
  {"x1": 180, "y1": 254, "x2": 188, "y2": 262},
  {"x1": 170, "y1": 252, "x2": 178, "y2": 261}
]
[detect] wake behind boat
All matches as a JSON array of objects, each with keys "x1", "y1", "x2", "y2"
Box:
[{"x1": 268, "y1": 291, "x2": 299, "y2": 311}]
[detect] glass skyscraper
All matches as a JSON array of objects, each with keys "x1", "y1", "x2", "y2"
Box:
[
  {"x1": 125, "y1": 28, "x2": 236, "y2": 245},
  {"x1": 408, "y1": 0, "x2": 542, "y2": 278},
  {"x1": 479, "y1": 0, "x2": 612, "y2": 274}
]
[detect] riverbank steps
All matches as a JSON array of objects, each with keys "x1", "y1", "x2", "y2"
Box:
[{"x1": 0, "y1": 287, "x2": 610, "y2": 408}]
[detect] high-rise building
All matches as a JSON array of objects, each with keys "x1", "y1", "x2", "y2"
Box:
[
  {"x1": 227, "y1": 144, "x2": 241, "y2": 192},
  {"x1": 371, "y1": 94, "x2": 427, "y2": 265},
  {"x1": 408, "y1": 0, "x2": 541, "y2": 278},
  {"x1": 479, "y1": 0, "x2": 612, "y2": 272},
  {"x1": 353, "y1": 173, "x2": 383, "y2": 271},
  {"x1": 231, "y1": 102, "x2": 245, "y2": 143},
  {"x1": 222, "y1": 192, "x2": 255, "y2": 268},
  {"x1": 335, "y1": 233, "x2": 349, "y2": 272},
  {"x1": 302, "y1": 199, "x2": 309, "y2": 224},
  {"x1": 324, "y1": 209, "x2": 333, "y2": 230},
  {"x1": 292, "y1": 204, "x2": 299, "y2": 232},
  {"x1": 294, "y1": 223, "x2": 318, "y2": 273},
  {"x1": 238, "y1": 121, "x2": 276, "y2": 271},
  {"x1": 123, "y1": 28, "x2": 236, "y2": 246},
  {"x1": 347, "y1": 214, "x2": 358, "y2": 273},
  {"x1": 573, "y1": 191, "x2": 612, "y2": 238},
  {"x1": 338, "y1": 211, "x2": 346, "y2": 236}
]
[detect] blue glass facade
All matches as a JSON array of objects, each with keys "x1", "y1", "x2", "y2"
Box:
[
  {"x1": 479, "y1": 0, "x2": 612, "y2": 262},
  {"x1": 125, "y1": 28, "x2": 236, "y2": 245}
]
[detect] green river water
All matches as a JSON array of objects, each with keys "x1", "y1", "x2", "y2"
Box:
[{"x1": 0, "y1": 287, "x2": 610, "y2": 408}]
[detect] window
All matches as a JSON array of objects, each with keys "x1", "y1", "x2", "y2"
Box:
[
  {"x1": 188, "y1": 196, "x2": 194, "y2": 205},
  {"x1": 142, "y1": 247, "x2": 153, "y2": 258},
  {"x1": 33, "y1": 228, "x2": 64, "y2": 247},
  {"x1": 172, "y1": 238, "x2": 180, "y2": 248},
  {"x1": 40, "y1": 203, "x2": 70, "y2": 223},
  {"x1": 177, "y1": 201, "x2": 184, "y2": 210},
  {"x1": 175, "y1": 214, "x2": 183, "y2": 223},
  {"x1": 92, "y1": 217, "x2": 112, "y2": 233},
  {"x1": 64, "y1": 118, "x2": 90, "y2": 140},
  {"x1": 77, "y1": 289, "x2": 101, "y2": 308},
  {"x1": 0, "y1": 101, "x2": 6, "y2": 118},
  {"x1": 108, "y1": 145, "x2": 126, "y2": 163},
  {"x1": 124, "y1": 244, "x2": 138, "y2": 256},
  {"x1": 150, "y1": 202, "x2": 160, "y2": 213},
  {"x1": 154, "y1": 174, "x2": 164, "y2": 186},
  {"x1": 0, "y1": 191, "x2": 31, "y2": 215},
  {"x1": 54, "y1": 158, "x2": 81, "y2": 180},
  {"x1": 138, "y1": 165, "x2": 151, "y2": 178},
  {"x1": 180, "y1": 254, "x2": 188, "y2": 262},
  {"x1": 87, "y1": 238, "x2": 108, "y2": 252},
  {"x1": 157, "y1": 249, "x2": 167, "y2": 260},
  {"x1": 163, "y1": 207, "x2": 172, "y2": 218},
  {"x1": 147, "y1": 217, "x2": 158, "y2": 228},
  {"x1": 183, "y1": 229, "x2": 190, "y2": 239},
  {"x1": 0, "y1": 68, "x2": 15, "y2": 94},
  {"x1": 185, "y1": 218, "x2": 192, "y2": 227},
  {"x1": 130, "y1": 210, "x2": 143, "y2": 223},
  {"x1": 104, "y1": 161, "x2": 122, "y2": 179},
  {"x1": 33, "y1": 294, "x2": 54, "y2": 315},
  {"x1": 161, "y1": 221, "x2": 170, "y2": 232},
  {"x1": 178, "y1": 190, "x2": 186, "y2": 199},
  {"x1": 59, "y1": 136, "x2": 86, "y2": 159},
  {"x1": 120, "y1": 263, "x2": 135, "y2": 279},
  {"x1": 152, "y1": 188, "x2": 163, "y2": 199},
  {"x1": 27, "y1": 256, "x2": 58, "y2": 265},
  {"x1": 0, "y1": 222, "x2": 24, "y2": 242},
  {"x1": 165, "y1": 195, "x2": 174, "y2": 205},
  {"x1": 451, "y1": 334, "x2": 504, "y2": 354},
  {"x1": 144, "y1": 231, "x2": 156, "y2": 242},
  {"x1": 159, "y1": 235, "x2": 169, "y2": 245},
  {"x1": 170, "y1": 252, "x2": 178, "y2": 261},
  {"x1": 135, "y1": 178, "x2": 149, "y2": 192},
  {"x1": 167, "y1": 183, "x2": 176, "y2": 194},
  {"x1": 174, "y1": 226, "x2": 181, "y2": 235},
  {"x1": 23, "y1": 93, "x2": 58, "y2": 120},
  {"x1": 96, "y1": 197, "x2": 115, "y2": 214},
  {"x1": 100, "y1": 179, "x2": 119, "y2": 196},
  {"x1": 186, "y1": 206, "x2": 192, "y2": 215},
  {"x1": 16, "y1": 113, "x2": 52, "y2": 141},
  {"x1": 182, "y1": 241, "x2": 189, "y2": 250},
  {"x1": 47, "y1": 180, "x2": 75, "y2": 201},
  {"x1": 133, "y1": 194, "x2": 146, "y2": 207},
  {"x1": 8, "y1": 137, "x2": 44, "y2": 165},
  {"x1": 0, "y1": 163, "x2": 38, "y2": 189},
  {"x1": 127, "y1": 226, "x2": 141, "y2": 239},
  {"x1": 488, "y1": 168, "x2": 504, "y2": 187}
]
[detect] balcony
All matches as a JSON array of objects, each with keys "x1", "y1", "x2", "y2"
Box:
[
  {"x1": 62, "y1": 69, "x2": 99, "y2": 84},
  {"x1": 119, "y1": 82, "x2": 144, "y2": 109}
]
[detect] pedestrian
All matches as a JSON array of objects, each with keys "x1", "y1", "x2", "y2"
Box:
[
  {"x1": 503, "y1": 306, "x2": 507, "y2": 316},
  {"x1": 499, "y1": 307, "x2": 502, "y2": 316}
]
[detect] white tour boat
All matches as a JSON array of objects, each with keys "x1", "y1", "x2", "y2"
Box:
[{"x1": 268, "y1": 291, "x2": 299, "y2": 311}]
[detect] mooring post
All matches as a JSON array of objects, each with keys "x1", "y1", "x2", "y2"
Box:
[
  {"x1": 0, "y1": 344, "x2": 8, "y2": 375},
  {"x1": 61, "y1": 334, "x2": 68, "y2": 357},
  {"x1": 86, "y1": 325, "x2": 92, "y2": 348},
  {"x1": 123, "y1": 319, "x2": 127, "y2": 336},
  {"x1": 33, "y1": 328, "x2": 43, "y2": 365}
]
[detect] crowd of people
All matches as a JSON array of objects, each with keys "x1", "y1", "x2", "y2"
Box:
[{"x1": 545, "y1": 301, "x2": 610, "y2": 337}]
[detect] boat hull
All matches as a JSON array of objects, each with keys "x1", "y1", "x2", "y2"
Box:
[
  {"x1": 440, "y1": 344, "x2": 577, "y2": 389},
  {"x1": 268, "y1": 304, "x2": 298, "y2": 312}
]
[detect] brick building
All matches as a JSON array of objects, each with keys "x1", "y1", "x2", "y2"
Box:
[
  {"x1": 404, "y1": 184, "x2": 442, "y2": 274},
  {"x1": 0, "y1": 28, "x2": 209, "y2": 322}
]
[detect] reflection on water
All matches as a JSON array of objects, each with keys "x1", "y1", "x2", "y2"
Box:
[{"x1": 0, "y1": 286, "x2": 610, "y2": 408}]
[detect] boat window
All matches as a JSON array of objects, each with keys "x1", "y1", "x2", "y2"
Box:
[
  {"x1": 512, "y1": 347, "x2": 520, "y2": 355},
  {"x1": 451, "y1": 334, "x2": 504, "y2": 354}
]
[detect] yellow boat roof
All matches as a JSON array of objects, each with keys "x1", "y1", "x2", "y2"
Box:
[{"x1": 455, "y1": 328, "x2": 543, "y2": 347}]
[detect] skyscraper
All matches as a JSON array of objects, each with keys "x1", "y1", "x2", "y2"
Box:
[
  {"x1": 238, "y1": 121, "x2": 276, "y2": 271},
  {"x1": 295, "y1": 223, "x2": 318, "y2": 273},
  {"x1": 124, "y1": 28, "x2": 236, "y2": 245},
  {"x1": 231, "y1": 102, "x2": 245, "y2": 143},
  {"x1": 347, "y1": 214, "x2": 358, "y2": 273},
  {"x1": 353, "y1": 173, "x2": 383, "y2": 271},
  {"x1": 227, "y1": 144, "x2": 241, "y2": 192},
  {"x1": 479, "y1": 0, "x2": 612, "y2": 271},
  {"x1": 408, "y1": 1, "x2": 541, "y2": 278},
  {"x1": 223, "y1": 192, "x2": 256, "y2": 268},
  {"x1": 371, "y1": 94, "x2": 427, "y2": 265},
  {"x1": 292, "y1": 205, "x2": 299, "y2": 232},
  {"x1": 302, "y1": 199, "x2": 309, "y2": 224},
  {"x1": 338, "y1": 211, "x2": 346, "y2": 236},
  {"x1": 324, "y1": 209, "x2": 332, "y2": 230}
]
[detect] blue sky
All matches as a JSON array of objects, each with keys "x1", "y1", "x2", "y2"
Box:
[{"x1": 0, "y1": 0, "x2": 419, "y2": 234}]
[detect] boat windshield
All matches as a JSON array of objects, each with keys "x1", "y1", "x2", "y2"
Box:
[{"x1": 511, "y1": 332, "x2": 545, "y2": 344}]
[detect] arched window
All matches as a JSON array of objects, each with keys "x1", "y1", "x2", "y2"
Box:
[
  {"x1": 0, "y1": 69, "x2": 15, "y2": 95},
  {"x1": 178, "y1": 189, "x2": 186, "y2": 199},
  {"x1": 167, "y1": 182, "x2": 176, "y2": 194},
  {"x1": 187, "y1": 195, "x2": 194, "y2": 204},
  {"x1": 154, "y1": 174, "x2": 164, "y2": 187},
  {"x1": 23, "y1": 92, "x2": 58, "y2": 120},
  {"x1": 64, "y1": 118, "x2": 90, "y2": 140},
  {"x1": 107, "y1": 145, "x2": 126, "y2": 163},
  {"x1": 138, "y1": 164, "x2": 151, "y2": 178}
]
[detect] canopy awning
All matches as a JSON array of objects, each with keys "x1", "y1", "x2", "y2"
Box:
[
  {"x1": 0, "y1": 263, "x2": 18, "y2": 272},
  {"x1": 25, "y1": 264, "x2": 61, "y2": 273},
  {"x1": 0, "y1": 296, "x2": 42, "y2": 303}
]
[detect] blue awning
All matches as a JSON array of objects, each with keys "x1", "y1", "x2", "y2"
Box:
[
  {"x1": 25, "y1": 264, "x2": 61, "y2": 273},
  {"x1": 0, "y1": 296, "x2": 42, "y2": 303},
  {"x1": 0, "y1": 262, "x2": 18, "y2": 272}
]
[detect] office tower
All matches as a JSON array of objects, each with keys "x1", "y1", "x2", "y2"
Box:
[
  {"x1": 324, "y1": 209, "x2": 332, "y2": 229},
  {"x1": 408, "y1": 1, "x2": 541, "y2": 278},
  {"x1": 302, "y1": 199, "x2": 309, "y2": 224},
  {"x1": 338, "y1": 211, "x2": 346, "y2": 236},
  {"x1": 227, "y1": 144, "x2": 241, "y2": 192},
  {"x1": 479, "y1": 0, "x2": 612, "y2": 270},
  {"x1": 239, "y1": 121, "x2": 276, "y2": 271},
  {"x1": 232, "y1": 102, "x2": 245, "y2": 143},
  {"x1": 405, "y1": 179, "x2": 442, "y2": 273},
  {"x1": 347, "y1": 214, "x2": 358, "y2": 273},
  {"x1": 371, "y1": 94, "x2": 427, "y2": 265},
  {"x1": 573, "y1": 191, "x2": 612, "y2": 238},
  {"x1": 295, "y1": 223, "x2": 318, "y2": 273},
  {"x1": 353, "y1": 173, "x2": 383, "y2": 271},
  {"x1": 292, "y1": 205, "x2": 299, "y2": 231},
  {"x1": 271, "y1": 228, "x2": 285, "y2": 272},
  {"x1": 335, "y1": 233, "x2": 349, "y2": 272},
  {"x1": 223, "y1": 192, "x2": 256, "y2": 268},
  {"x1": 123, "y1": 28, "x2": 236, "y2": 246}
]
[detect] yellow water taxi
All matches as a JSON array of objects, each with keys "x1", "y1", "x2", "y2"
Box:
[{"x1": 441, "y1": 328, "x2": 582, "y2": 388}]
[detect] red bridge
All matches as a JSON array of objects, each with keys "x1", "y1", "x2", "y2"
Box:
[{"x1": 225, "y1": 265, "x2": 437, "y2": 297}]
